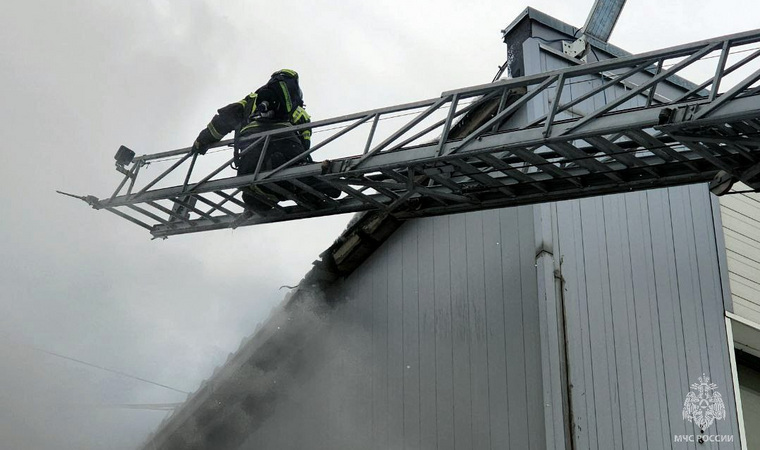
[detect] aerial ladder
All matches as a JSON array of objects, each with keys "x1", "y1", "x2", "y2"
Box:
[{"x1": 64, "y1": 27, "x2": 760, "y2": 239}]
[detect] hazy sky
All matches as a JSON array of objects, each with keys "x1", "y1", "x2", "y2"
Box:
[{"x1": 1, "y1": 1, "x2": 758, "y2": 448}]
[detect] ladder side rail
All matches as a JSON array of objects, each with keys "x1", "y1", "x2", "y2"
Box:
[
  {"x1": 126, "y1": 27, "x2": 760, "y2": 170},
  {"x1": 117, "y1": 29, "x2": 760, "y2": 201},
  {"x1": 261, "y1": 114, "x2": 374, "y2": 180},
  {"x1": 98, "y1": 93, "x2": 760, "y2": 212},
  {"x1": 89, "y1": 29, "x2": 760, "y2": 236},
  {"x1": 526, "y1": 61, "x2": 655, "y2": 128},
  {"x1": 351, "y1": 96, "x2": 450, "y2": 169},
  {"x1": 674, "y1": 47, "x2": 760, "y2": 103},
  {"x1": 561, "y1": 42, "x2": 722, "y2": 135},
  {"x1": 444, "y1": 27, "x2": 760, "y2": 99},
  {"x1": 388, "y1": 89, "x2": 508, "y2": 154},
  {"x1": 692, "y1": 66, "x2": 760, "y2": 120},
  {"x1": 148, "y1": 148, "x2": 724, "y2": 238},
  {"x1": 448, "y1": 74, "x2": 561, "y2": 156}
]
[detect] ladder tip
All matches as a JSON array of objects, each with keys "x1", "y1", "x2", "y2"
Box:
[{"x1": 56, "y1": 190, "x2": 101, "y2": 207}]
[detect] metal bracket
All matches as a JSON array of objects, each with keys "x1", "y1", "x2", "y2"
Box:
[{"x1": 562, "y1": 35, "x2": 588, "y2": 62}]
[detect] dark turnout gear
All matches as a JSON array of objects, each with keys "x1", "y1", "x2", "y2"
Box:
[
  {"x1": 192, "y1": 69, "x2": 312, "y2": 154},
  {"x1": 192, "y1": 69, "x2": 338, "y2": 212}
]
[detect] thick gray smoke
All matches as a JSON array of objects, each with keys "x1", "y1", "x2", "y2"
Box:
[
  {"x1": 149, "y1": 281, "x2": 418, "y2": 450},
  {"x1": 148, "y1": 287, "x2": 354, "y2": 449}
]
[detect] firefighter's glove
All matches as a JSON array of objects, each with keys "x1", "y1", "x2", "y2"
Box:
[
  {"x1": 192, "y1": 140, "x2": 209, "y2": 155},
  {"x1": 192, "y1": 128, "x2": 215, "y2": 155}
]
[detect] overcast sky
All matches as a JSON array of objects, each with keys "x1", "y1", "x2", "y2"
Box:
[{"x1": 1, "y1": 1, "x2": 758, "y2": 448}]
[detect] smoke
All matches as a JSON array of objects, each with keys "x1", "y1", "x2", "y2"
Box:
[
  {"x1": 0, "y1": 336, "x2": 170, "y2": 450},
  {"x1": 149, "y1": 286, "x2": 338, "y2": 449},
  {"x1": 148, "y1": 282, "x2": 420, "y2": 450}
]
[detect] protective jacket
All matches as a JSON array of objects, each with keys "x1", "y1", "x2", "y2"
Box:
[{"x1": 193, "y1": 69, "x2": 311, "y2": 154}]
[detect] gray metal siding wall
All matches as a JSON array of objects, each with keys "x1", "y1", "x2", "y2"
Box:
[
  {"x1": 240, "y1": 208, "x2": 547, "y2": 449},
  {"x1": 512, "y1": 33, "x2": 741, "y2": 448},
  {"x1": 555, "y1": 185, "x2": 740, "y2": 449},
  {"x1": 237, "y1": 24, "x2": 743, "y2": 450}
]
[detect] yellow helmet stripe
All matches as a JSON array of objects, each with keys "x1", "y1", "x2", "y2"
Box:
[{"x1": 279, "y1": 81, "x2": 292, "y2": 113}]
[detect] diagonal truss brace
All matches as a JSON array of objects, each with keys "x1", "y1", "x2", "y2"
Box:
[{"x1": 73, "y1": 28, "x2": 760, "y2": 238}]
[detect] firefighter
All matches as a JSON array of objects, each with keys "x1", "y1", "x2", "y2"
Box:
[{"x1": 191, "y1": 69, "x2": 315, "y2": 211}]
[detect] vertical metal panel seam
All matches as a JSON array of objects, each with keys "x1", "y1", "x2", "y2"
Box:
[
  {"x1": 498, "y1": 209, "x2": 513, "y2": 446},
  {"x1": 668, "y1": 187, "x2": 710, "y2": 443},
  {"x1": 401, "y1": 228, "x2": 407, "y2": 447},
  {"x1": 449, "y1": 216, "x2": 457, "y2": 448},
  {"x1": 521, "y1": 205, "x2": 545, "y2": 450},
  {"x1": 426, "y1": 218, "x2": 441, "y2": 449},
  {"x1": 690, "y1": 187, "x2": 722, "y2": 442},
  {"x1": 478, "y1": 212, "x2": 494, "y2": 450},
  {"x1": 618, "y1": 194, "x2": 646, "y2": 450},
  {"x1": 552, "y1": 201, "x2": 573, "y2": 450},
  {"x1": 463, "y1": 214, "x2": 475, "y2": 449},
  {"x1": 554, "y1": 201, "x2": 576, "y2": 450},
  {"x1": 536, "y1": 203, "x2": 557, "y2": 447},
  {"x1": 386, "y1": 246, "x2": 391, "y2": 448},
  {"x1": 371, "y1": 252, "x2": 376, "y2": 446},
  {"x1": 433, "y1": 215, "x2": 454, "y2": 449},
  {"x1": 685, "y1": 188, "x2": 710, "y2": 376},
  {"x1": 644, "y1": 190, "x2": 674, "y2": 446},
  {"x1": 622, "y1": 194, "x2": 650, "y2": 448},
  {"x1": 578, "y1": 200, "x2": 603, "y2": 449},
  {"x1": 417, "y1": 223, "x2": 424, "y2": 450},
  {"x1": 568, "y1": 200, "x2": 595, "y2": 448},
  {"x1": 418, "y1": 224, "x2": 424, "y2": 450},
  {"x1": 648, "y1": 189, "x2": 687, "y2": 444},
  {"x1": 600, "y1": 197, "x2": 624, "y2": 449},
  {"x1": 667, "y1": 189, "x2": 693, "y2": 445}
]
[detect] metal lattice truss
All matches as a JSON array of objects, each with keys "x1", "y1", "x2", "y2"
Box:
[{"x1": 76, "y1": 28, "x2": 760, "y2": 238}]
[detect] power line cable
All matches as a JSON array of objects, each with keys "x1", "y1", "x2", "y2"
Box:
[{"x1": 0, "y1": 337, "x2": 190, "y2": 395}]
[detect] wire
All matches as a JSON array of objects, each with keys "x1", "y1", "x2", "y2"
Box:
[
  {"x1": 661, "y1": 46, "x2": 760, "y2": 69},
  {"x1": 95, "y1": 402, "x2": 183, "y2": 411},
  {"x1": 149, "y1": 146, "x2": 230, "y2": 165},
  {"x1": 312, "y1": 97, "x2": 481, "y2": 135},
  {"x1": 1, "y1": 337, "x2": 190, "y2": 395},
  {"x1": 145, "y1": 99, "x2": 485, "y2": 165}
]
